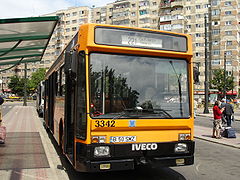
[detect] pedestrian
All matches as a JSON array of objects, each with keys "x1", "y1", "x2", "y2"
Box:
[
  {"x1": 0, "y1": 96, "x2": 4, "y2": 126},
  {"x1": 224, "y1": 99, "x2": 234, "y2": 127},
  {"x1": 0, "y1": 96, "x2": 6, "y2": 144},
  {"x1": 212, "y1": 100, "x2": 225, "y2": 139},
  {"x1": 220, "y1": 98, "x2": 226, "y2": 108}
]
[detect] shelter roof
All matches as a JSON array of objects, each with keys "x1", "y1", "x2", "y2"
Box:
[{"x1": 0, "y1": 16, "x2": 59, "y2": 67}]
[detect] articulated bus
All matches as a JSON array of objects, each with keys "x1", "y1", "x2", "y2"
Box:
[{"x1": 44, "y1": 23, "x2": 194, "y2": 172}]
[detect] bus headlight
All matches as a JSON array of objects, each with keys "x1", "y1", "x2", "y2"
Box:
[
  {"x1": 94, "y1": 146, "x2": 110, "y2": 157},
  {"x1": 179, "y1": 133, "x2": 191, "y2": 141},
  {"x1": 175, "y1": 143, "x2": 188, "y2": 153},
  {"x1": 91, "y1": 136, "x2": 106, "y2": 143}
]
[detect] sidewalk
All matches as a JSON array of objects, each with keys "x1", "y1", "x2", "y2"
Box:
[
  {"x1": 0, "y1": 105, "x2": 69, "y2": 180},
  {"x1": 195, "y1": 108, "x2": 240, "y2": 149},
  {"x1": 196, "y1": 107, "x2": 240, "y2": 121},
  {"x1": 194, "y1": 125, "x2": 240, "y2": 149}
]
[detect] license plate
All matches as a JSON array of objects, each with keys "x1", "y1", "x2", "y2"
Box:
[
  {"x1": 100, "y1": 163, "x2": 111, "y2": 170},
  {"x1": 176, "y1": 159, "x2": 185, "y2": 165},
  {"x1": 110, "y1": 136, "x2": 136, "y2": 143}
]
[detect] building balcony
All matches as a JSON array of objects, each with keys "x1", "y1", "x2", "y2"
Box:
[
  {"x1": 113, "y1": 15, "x2": 130, "y2": 21},
  {"x1": 171, "y1": 19, "x2": 184, "y2": 25},
  {"x1": 139, "y1": 22, "x2": 151, "y2": 26},
  {"x1": 171, "y1": 9, "x2": 183, "y2": 15},
  {"x1": 160, "y1": 2, "x2": 171, "y2": 9},
  {"x1": 139, "y1": 14, "x2": 150, "y2": 19},
  {"x1": 171, "y1": 0, "x2": 184, "y2": 8},
  {"x1": 160, "y1": 25, "x2": 172, "y2": 31},
  {"x1": 139, "y1": 5, "x2": 150, "y2": 10}
]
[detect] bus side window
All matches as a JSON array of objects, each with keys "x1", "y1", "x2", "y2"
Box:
[{"x1": 61, "y1": 66, "x2": 65, "y2": 96}]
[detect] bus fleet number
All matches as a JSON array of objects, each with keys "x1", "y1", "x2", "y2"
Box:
[{"x1": 95, "y1": 120, "x2": 115, "y2": 127}]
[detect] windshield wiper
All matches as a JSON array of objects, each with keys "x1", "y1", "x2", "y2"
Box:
[
  {"x1": 140, "y1": 108, "x2": 172, "y2": 118},
  {"x1": 169, "y1": 61, "x2": 183, "y2": 117},
  {"x1": 111, "y1": 107, "x2": 172, "y2": 120},
  {"x1": 111, "y1": 107, "x2": 144, "y2": 120},
  {"x1": 124, "y1": 108, "x2": 172, "y2": 118},
  {"x1": 112, "y1": 111, "x2": 127, "y2": 120}
]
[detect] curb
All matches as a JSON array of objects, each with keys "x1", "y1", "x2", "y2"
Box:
[
  {"x1": 196, "y1": 114, "x2": 240, "y2": 121},
  {"x1": 194, "y1": 136, "x2": 240, "y2": 149}
]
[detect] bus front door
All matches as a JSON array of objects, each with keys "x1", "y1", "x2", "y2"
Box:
[{"x1": 64, "y1": 51, "x2": 76, "y2": 163}]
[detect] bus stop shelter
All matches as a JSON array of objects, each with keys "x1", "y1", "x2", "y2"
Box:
[{"x1": 0, "y1": 16, "x2": 59, "y2": 105}]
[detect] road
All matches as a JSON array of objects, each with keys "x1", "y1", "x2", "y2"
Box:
[{"x1": 1, "y1": 102, "x2": 240, "y2": 180}]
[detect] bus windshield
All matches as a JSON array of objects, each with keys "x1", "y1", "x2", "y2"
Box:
[{"x1": 90, "y1": 53, "x2": 190, "y2": 119}]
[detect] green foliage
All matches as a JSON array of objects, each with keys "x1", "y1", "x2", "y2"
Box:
[
  {"x1": 210, "y1": 69, "x2": 234, "y2": 92},
  {"x1": 8, "y1": 68, "x2": 46, "y2": 96},
  {"x1": 28, "y1": 68, "x2": 46, "y2": 91},
  {"x1": 8, "y1": 76, "x2": 27, "y2": 96}
]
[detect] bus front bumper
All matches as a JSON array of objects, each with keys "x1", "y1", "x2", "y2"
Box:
[{"x1": 79, "y1": 155, "x2": 194, "y2": 172}]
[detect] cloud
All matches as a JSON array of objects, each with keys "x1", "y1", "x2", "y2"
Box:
[
  {"x1": 0, "y1": 0, "x2": 116, "y2": 18},
  {"x1": 79, "y1": 0, "x2": 115, "y2": 7},
  {"x1": 0, "y1": 0, "x2": 72, "y2": 18}
]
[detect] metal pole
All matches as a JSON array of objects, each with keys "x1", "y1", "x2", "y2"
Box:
[
  {"x1": 223, "y1": 52, "x2": 226, "y2": 99},
  {"x1": 208, "y1": 0, "x2": 212, "y2": 82},
  {"x1": 232, "y1": 67, "x2": 233, "y2": 95},
  {"x1": 204, "y1": 15, "x2": 209, "y2": 114},
  {"x1": 23, "y1": 63, "x2": 27, "y2": 106}
]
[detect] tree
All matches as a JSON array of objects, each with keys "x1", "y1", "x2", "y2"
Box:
[
  {"x1": 28, "y1": 68, "x2": 46, "y2": 91},
  {"x1": 8, "y1": 68, "x2": 46, "y2": 96},
  {"x1": 8, "y1": 75, "x2": 27, "y2": 96},
  {"x1": 210, "y1": 69, "x2": 234, "y2": 93}
]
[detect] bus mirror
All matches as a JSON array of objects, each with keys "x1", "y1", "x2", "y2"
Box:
[{"x1": 68, "y1": 69, "x2": 76, "y2": 86}]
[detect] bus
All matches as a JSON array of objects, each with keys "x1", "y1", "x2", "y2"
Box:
[{"x1": 44, "y1": 23, "x2": 194, "y2": 172}]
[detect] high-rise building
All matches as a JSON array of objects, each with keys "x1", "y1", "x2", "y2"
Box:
[
  {"x1": 43, "y1": 6, "x2": 91, "y2": 65},
  {"x1": 158, "y1": 0, "x2": 239, "y2": 96},
  {"x1": 1, "y1": 0, "x2": 239, "y2": 96}
]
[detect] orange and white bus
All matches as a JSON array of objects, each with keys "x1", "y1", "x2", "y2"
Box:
[{"x1": 44, "y1": 23, "x2": 194, "y2": 172}]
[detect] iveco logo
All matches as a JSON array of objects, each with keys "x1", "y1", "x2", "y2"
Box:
[{"x1": 132, "y1": 143, "x2": 158, "y2": 151}]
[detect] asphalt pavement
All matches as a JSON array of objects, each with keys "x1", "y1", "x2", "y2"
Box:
[{"x1": 0, "y1": 104, "x2": 239, "y2": 180}]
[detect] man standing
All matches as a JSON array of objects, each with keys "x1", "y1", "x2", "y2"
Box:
[{"x1": 224, "y1": 99, "x2": 234, "y2": 127}]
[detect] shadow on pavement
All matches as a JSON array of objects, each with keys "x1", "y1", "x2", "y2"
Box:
[{"x1": 43, "y1": 121, "x2": 187, "y2": 180}]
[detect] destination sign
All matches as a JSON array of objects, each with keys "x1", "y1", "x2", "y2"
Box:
[
  {"x1": 95, "y1": 27, "x2": 187, "y2": 52},
  {"x1": 121, "y1": 35, "x2": 162, "y2": 48}
]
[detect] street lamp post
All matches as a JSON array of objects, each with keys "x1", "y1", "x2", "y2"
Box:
[
  {"x1": 204, "y1": 14, "x2": 209, "y2": 114},
  {"x1": 223, "y1": 52, "x2": 226, "y2": 99},
  {"x1": 208, "y1": 0, "x2": 212, "y2": 82},
  {"x1": 23, "y1": 63, "x2": 27, "y2": 106}
]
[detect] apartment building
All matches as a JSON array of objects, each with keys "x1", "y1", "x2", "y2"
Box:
[
  {"x1": 91, "y1": 0, "x2": 161, "y2": 29},
  {"x1": 159, "y1": 0, "x2": 239, "y2": 96},
  {"x1": 1, "y1": 0, "x2": 239, "y2": 96},
  {"x1": 0, "y1": 6, "x2": 91, "y2": 92},
  {"x1": 42, "y1": 6, "x2": 91, "y2": 65}
]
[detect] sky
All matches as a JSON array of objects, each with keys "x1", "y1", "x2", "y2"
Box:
[{"x1": 0, "y1": 0, "x2": 115, "y2": 18}]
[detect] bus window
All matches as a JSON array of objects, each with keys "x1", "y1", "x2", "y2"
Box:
[{"x1": 90, "y1": 53, "x2": 190, "y2": 119}]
